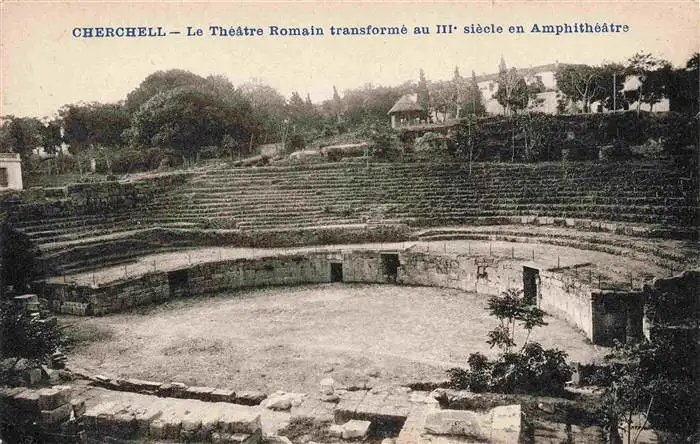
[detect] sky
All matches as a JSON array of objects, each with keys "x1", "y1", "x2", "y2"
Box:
[{"x1": 1, "y1": 0, "x2": 698, "y2": 119}]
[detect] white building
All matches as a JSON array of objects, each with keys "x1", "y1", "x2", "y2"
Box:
[{"x1": 0, "y1": 153, "x2": 23, "y2": 190}]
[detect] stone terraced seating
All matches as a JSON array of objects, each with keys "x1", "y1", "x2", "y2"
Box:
[{"x1": 6, "y1": 160, "x2": 695, "y2": 276}]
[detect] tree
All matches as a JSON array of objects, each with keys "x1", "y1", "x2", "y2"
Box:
[
  {"x1": 626, "y1": 53, "x2": 671, "y2": 114},
  {"x1": 59, "y1": 102, "x2": 131, "y2": 153},
  {"x1": 238, "y1": 80, "x2": 289, "y2": 144},
  {"x1": 460, "y1": 71, "x2": 485, "y2": 117},
  {"x1": 595, "y1": 63, "x2": 628, "y2": 111},
  {"x1": 448, "y1": 288, "x2": 571, "y2": 395},
  {"x1": 124, "y1": 69, "x2": 206, "y2": 112},
  {"x1": 0, "y1": 116, "x2": 43, "y2": 162},
  {"x1": 668, "y1": 53, "x2": 699, "y2": 115},
  {"x1": 331, "y1": 85, "x2": 343, "y2": 123},
  {"x1": 498, "y1": 55, "x2": 507, "y2": 74},
  {"x1": 495, "y1": 67, "x2": 529, "y2": 115},
  {"x1": 127, "y1": 86, "x2": 254, "y2": 161},
  {"x1": 416, "y1": 69, "x2": 430, "y2": 119},
  {"x1": 41, "y1": 118, "x2": 63, "y2": 156},
  {"x1": 429, "y1": 80, "x2": 457, "y2": 122},
  {"x1": 486, "y1": 288, "x2": 548, "y2": 352},
  {"x1": 555, "y1": 64, "x2": 604, "y2": 113},
  {"x1": 640, "y1": 65, "x2": 672, "y2": 112},
  {"x1": 596, "y1": 337, "x2": 698, "y2": 444}
]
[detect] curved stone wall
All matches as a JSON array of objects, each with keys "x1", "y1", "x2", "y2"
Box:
[{"x1": 38, "y1": 248, "x2": 658, "y2": 346}]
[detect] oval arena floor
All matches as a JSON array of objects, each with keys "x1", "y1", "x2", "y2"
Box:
[{"x1": 66, "y1": 282, "x2": 603, "y2": 394}]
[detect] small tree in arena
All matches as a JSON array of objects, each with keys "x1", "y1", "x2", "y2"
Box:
[{"x1": 448, "y1": 288, "x2": 572, "y2": 395}]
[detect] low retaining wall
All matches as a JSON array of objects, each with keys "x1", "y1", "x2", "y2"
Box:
[{"x1": 38, "y1": 249, "x2": 658, "y2": 346}]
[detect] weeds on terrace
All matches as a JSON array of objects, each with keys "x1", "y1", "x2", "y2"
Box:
[{"x1": 448, "y1": 288, "x2": 572, "y2": 395}]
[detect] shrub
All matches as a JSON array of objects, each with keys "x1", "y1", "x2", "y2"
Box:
[
  {"x1": 0, "y1": 302, "x2": 64, "y2": 384},
  {"x1": 1, "y1": 224, "x2": 40, "y2": 293},
  {"x1": 370, "y1": 130, "x2": 402, "y2": 160},
  {"x1": 598, "y1": 140, "x2": 635, "y2": 162},
  {"x1": 287, "y1": 133, "x2": 306, "y2": 152}
]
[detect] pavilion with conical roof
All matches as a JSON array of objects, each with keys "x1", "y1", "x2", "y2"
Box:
[{"x1": 387, "y1": 94, "x2": 424, "y2": 128}]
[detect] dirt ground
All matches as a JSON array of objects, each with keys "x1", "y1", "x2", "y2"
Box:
[{"x1": 65, "y1": 283, "x2": 604, "y2": 394}]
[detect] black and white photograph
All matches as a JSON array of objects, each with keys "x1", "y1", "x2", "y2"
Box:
[{"x1": 0, "y1": 1, "x2": 698, "y2": 443}]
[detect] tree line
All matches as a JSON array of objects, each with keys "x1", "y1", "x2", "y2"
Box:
[{"x1": 0, "y1": 52, "x2": 696, "y2": 172}]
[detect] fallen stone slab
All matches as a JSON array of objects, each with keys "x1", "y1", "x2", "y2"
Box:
[{"x1": 341, "y1": 419, "x2": 371, "y2": 440}]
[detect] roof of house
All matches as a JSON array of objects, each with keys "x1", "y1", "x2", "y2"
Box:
[{"x1": 388, "y1": 94, "x2": 424, "y2": 115}]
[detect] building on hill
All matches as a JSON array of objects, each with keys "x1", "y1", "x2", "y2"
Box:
[
  {"x1": 388, "y1": 94, "x2": 425, "y2": 128},
  {"x1": 0, "y1": 153, "x2": 23, "y2": 190}
]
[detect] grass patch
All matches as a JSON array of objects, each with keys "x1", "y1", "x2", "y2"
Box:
[{"x1": 62, "y1": 323, "x2": 114, "y2": 350}]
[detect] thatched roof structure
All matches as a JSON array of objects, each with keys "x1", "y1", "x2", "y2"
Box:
[{"x1": 388, "y1": 94, "x2": 424, "y2": 115}]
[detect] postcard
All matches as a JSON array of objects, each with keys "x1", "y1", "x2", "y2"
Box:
[{"x1": 0, "y1": 1, "x2": 698, "y2": 443}]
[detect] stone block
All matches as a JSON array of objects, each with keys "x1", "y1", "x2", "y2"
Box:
[
  {"x1": 149, "y1": 419, "x2": 165, "y2": 439},
  {"x1": 264, "y1": 435, "x2": 293, "y2": 444},
  {"x1": 341, "y1": 419, "x2": 371, "y2": 440},
  {"x1": 82, "y1": 401, "x2": 118, "y2": 430},
  {"x1": 38, "y1": 385, "x2": 72, "y2": 410},
  {"x1": 490, "y1": 404, "x2": 522, "y2": 444},
  {"x1": 212, "y1": 431, "x2": 262, "y2": 444},
  {"x1": 13, "y1": 389, "x2": 40, "y2": 413},
  {"x1": 328, "y1": 424, "x2": 343, "y2": 438},
  {"x1": 218, "y1": 408, "x2": 262, "y2": 435},
  {"x1": 235, "y1": 390, "x2": 267, "y2": 405},
  {"x1": 182, "y1": 416, "x2": 202, "y2": 432},
  {"x1": 24, "y1": 368, "x2": 43, "y2": 385},
  {"x1": 0, "y1": 387, "x2": 26, "y2": 400},
  {"x1": 133, "y1": 408, "x2": 162, "y2": 435},
  {"x1": 111, "y1": 413, "x2": 138, "y2": 439},
  {"x1": 424, "y1": 409, "x2": 489, "y2": 439},
  {"x1": 158, "y1": 381, "x2": 188, "y2": 397},
  {"x1": 211, "y1": 388, "x2": 236, "y2": 403},
  {"x1": 320, "y1": 377, "x2": 335, "y2": 395},
  {"x1": 121, "y1": 378, "x2": 162, "y2": 392},
  {"x1": 260, "y1": 391, "x2": 306, "y2": 411},
  {"x1": 14, "y1": 294, "x2": 39, "y2": 305},
  {"x1": 71, "y1": 398, "x2": 86, "y2": 419},
  {"x1": 186, "y1": 385, "x2": 215, "y2": 400},
  {"x1": 162, "y1": 414, "x2": 182, "y2": 440},
  {"x1": 40, "y1": 403, "x2": 73, "y2": 425}
]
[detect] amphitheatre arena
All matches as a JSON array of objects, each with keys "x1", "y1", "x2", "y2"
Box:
[{"x1": 1, "y1": 158, "x2": 697, "y2": 443}]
